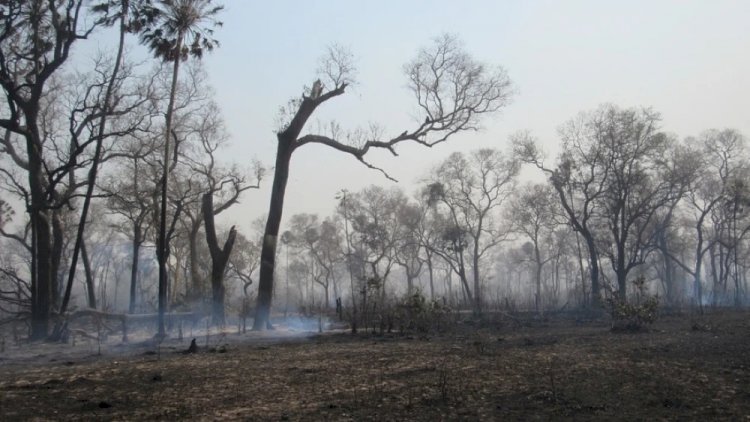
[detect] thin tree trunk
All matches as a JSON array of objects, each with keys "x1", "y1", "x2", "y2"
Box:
[
  {"x1": 427, "y1": 252, "x2": 435, "y2": 301},
  {"x1": 157, "y1": 40, "x2": 183, "y2": 338},
  {"x1": 188, "y1": 225, "x2": 202, "y2": 301},
  {"x1": 534, "y1": 243, "x2": 543, "y2": 315},
  {"x1": 129, "y1": 227, "x2": 141, "y2": 314},
  {"x1": 472, "y1": 240, "x2": 482, "y2": 314},
  {"x1": 81, "y1": 240, "x2": 96, "y2": 309},
  {"x1": 584, "y1": 234, "x2": 601, "y2": 306},
  {"x1": 60, "y1": 0, "x2": 129, "y2": 319}
]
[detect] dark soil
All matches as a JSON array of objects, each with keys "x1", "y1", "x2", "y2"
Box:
[{"x1": 1, "y1": 310, "x2": 749, "y2": 420}]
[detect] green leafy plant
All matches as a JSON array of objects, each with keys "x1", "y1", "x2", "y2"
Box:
[{"x1": 605, "y1": 276, "x2": 660, "y2": 331}]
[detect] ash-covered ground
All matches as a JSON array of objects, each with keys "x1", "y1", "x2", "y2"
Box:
[{"x1": 1, "y1": 311, "x2": 749, "y2": 420}]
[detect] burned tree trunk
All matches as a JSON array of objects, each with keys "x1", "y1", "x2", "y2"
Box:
[
  {"x1": 203, "y1": 193, "x2": 237, "y2": 326},
  {"x1": 81, "y1": 240, "x2": 96, "y2": 309},
  {"x1": 253, "y1": 137, "x2": 293, "y2": 330},
  {"x1": 129, "y1": 228, "x2": 141, "y2": 314}
]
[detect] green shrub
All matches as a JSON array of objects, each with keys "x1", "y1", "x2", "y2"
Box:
[
  {"x1": 394, "y1": 291, "x2": 453, "y2": 333},
  {"x1": 605, "y1": 276, "x2": 659, "y2": 331}
]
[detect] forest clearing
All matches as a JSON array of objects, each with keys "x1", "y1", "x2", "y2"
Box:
[{"x1": 1, "y1": 310, "x2": 749, "y2": 420}]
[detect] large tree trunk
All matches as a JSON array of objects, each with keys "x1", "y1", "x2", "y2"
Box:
[
  {"x1": 30, "y1": 209, "x2": 52, "y2": 340},
  {"x1": 203, "y1": 193, "x2": 237, "y2": 326},
  {"x1": 27, "y1": 119, "x2": 52, "y2": 340},
  {"x1": 50, "y1": 211, "x2": 64, "y2": 310},
  {"x1": 252, "y1": 136, "x2": 294, "y2": 330}
]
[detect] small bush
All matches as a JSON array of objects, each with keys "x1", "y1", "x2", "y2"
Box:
[
  {"x1": 605, "y1": 276, "x2": 659, "y2": 331},
  {"x1": 394, "y1": 291, "x2": 453, "y2": 333}
]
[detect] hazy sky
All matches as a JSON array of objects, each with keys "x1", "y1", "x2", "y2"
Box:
[{"x1": 90, "y1": 0, "x2": 750, "y2": 236}]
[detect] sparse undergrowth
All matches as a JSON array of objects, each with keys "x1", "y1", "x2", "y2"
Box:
[{"x1": 0, "y1": 311, "x2": 748, "y2": 420}]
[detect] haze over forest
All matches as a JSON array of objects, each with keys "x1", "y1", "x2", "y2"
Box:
[{"x1": 2, "y1": 1, "x2": 750, "y2": 420}]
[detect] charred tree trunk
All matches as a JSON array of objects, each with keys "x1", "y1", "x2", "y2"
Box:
[
  {"x1": 188, "y1": 224, "x2": 202, "y2": 302},
  {"x1": 203, "y1": 193, "x2": 237, "y2": 326},
  {"x1": 61, "y1": 0, "x2": 128, "y2": 318},
  {"x1": 27, "y1": 120, "x2": 53, "y2": 340},
  {"x1": 426, "y1": 251, "x2": 435, "y2": 301},
  {"x1": 157, "y1": 42, "x2": 184, "y2": 338},
  {"x1": 252, "y1": 88, "x2": 331, "y2": 330},
  {"x1": 253, "y1": 137, "x2": 293, "y2": 330},
  {"x1": 129, "y1": 226, "x2": 141, "y2": 314},
  {"x1": 81, "y1": 240, "x2": 96, "y2": 309},
  {"x1": 534, "y1": 243, "x2": 543, "y2": 315},
  {"x1": 30, "y1": 208, "x2": 52, "y2": 340},
  {"x1": 51, "y1": 211, "x2": 64, "y2": 310},
  {"x1": 583, "y1": 233, "x2": 601, "y2": 306}
]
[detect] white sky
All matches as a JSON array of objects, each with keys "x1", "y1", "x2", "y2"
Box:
[{"x1": 86, "y1": 0, "x2": 750, "y2": 236}]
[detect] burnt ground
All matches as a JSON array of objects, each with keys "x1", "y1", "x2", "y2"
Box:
[{"x1": 1, "y1": 310, "x2": 749, "y2": 421}]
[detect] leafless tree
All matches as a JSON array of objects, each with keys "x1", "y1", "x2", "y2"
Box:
[
  {"x1": 394, "y1": 202, "x2": 425, "y2": 296},
  {"x1": 0, "y1": 0, "x2": 101, "y2": 339},
  {"x1": 252, "y1": 35, "x2": 513, "y2": 329},
  {"x1": 426, "y1": 148, "x2": 519, "y2": 314},
  {"x1": 507, "y1": 183, "x2": 561, "y2": 314}
]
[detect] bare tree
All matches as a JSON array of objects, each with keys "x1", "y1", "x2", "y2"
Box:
[
  {"x1": 176, "y1": 93, "x2": 263, "y2": 304},
  {"x1": 394, "y1": 202, "x2": 425, "y2": 296},
  {"x1": 514, "y1": 127, "x2": 609, "y2": 306},
  {"x1": 201, "y1": 193, "x2": 233, "y2": 325},
  {"x1": 287, "y1": 214, "x2": 342, "y2": 309},
  {"x1": 426, "y1": 148, "x2": 519, "y2": 314},
  {"x1": 102, "y1": 141, "x2": 158, "y2": 313},
  {"x1": 0, "y1": 0, "x2": 100, "y2": 339},
  {"x1": 60, "y1": 0, "x2": 154, "y2": 325},
  {"x1": 507, "y1": 183, "x2": 561, "y2": 314},
  {"x1": 516, "y1": 105, "x2": 684, "y2": 303},
  {"x1": 253, "y1": 35, "x2": 513, "y2": 330},
  {"x1": 346, "y1": 186, "x2": 405, "y2": 307},
  {"x1": 591, "y1": 106, "x2": 677, "y2": 299}
]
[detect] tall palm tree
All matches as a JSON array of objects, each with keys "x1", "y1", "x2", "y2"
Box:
[{"x1": 140, "y1": 0, "x2": 223, "y2": 337}]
